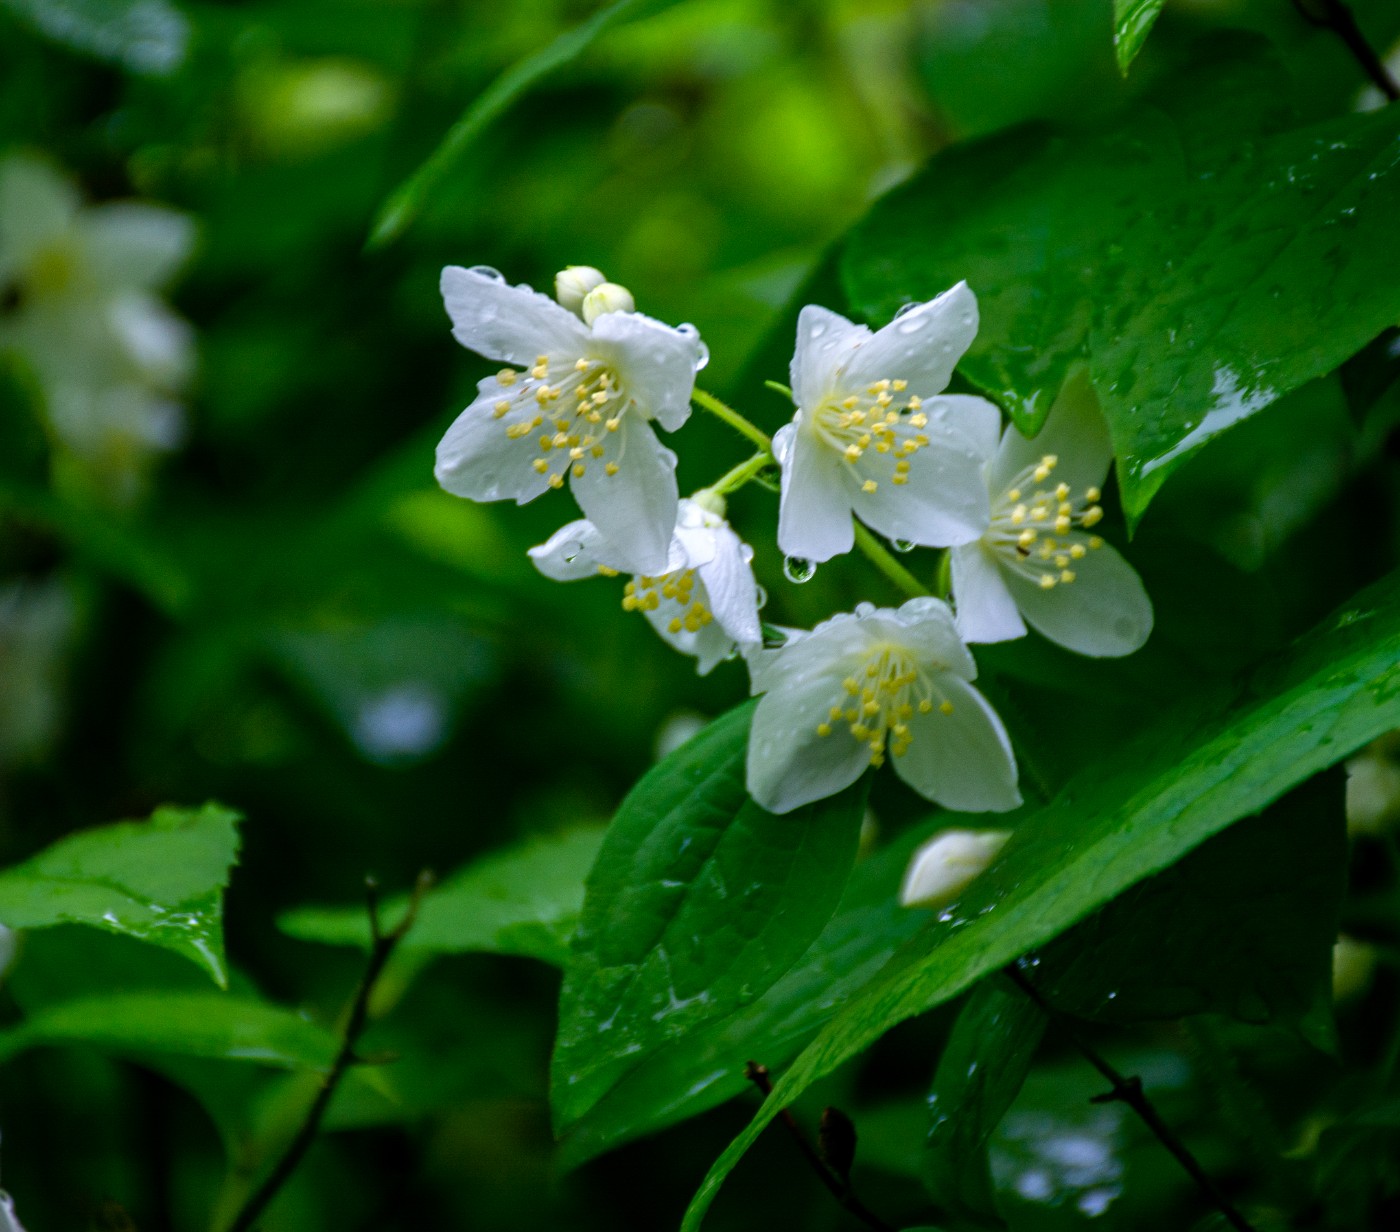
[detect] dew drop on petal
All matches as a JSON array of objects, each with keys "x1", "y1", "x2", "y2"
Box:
[
  {"x1": 892, "y1": 538, "x2": 916, "y2": 553},
  {"x1": 897, "y1": 315, "x2": 927, "y2": 334},
  {"x1": 755, "y1": 584, "x2": 768, "y2": 610},
  {"x1": 467, "y1": 265, "x2": 505, "y2": 282},
  {"x1": 695, "y1": 339, "x2": 710, "y2": 370},
  {"x1": 783, "y1": 555, "x2": 816, "y2": 584},
  {"x1": 809, "y1": 322, "x2": 827, "y2": 338},
  {"x1": 894, "y1": 302, "x2": 920, "y2": 319}
]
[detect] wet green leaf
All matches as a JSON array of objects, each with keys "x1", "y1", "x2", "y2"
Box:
[
  {"x1": 681, "y1": 567, "x2": 1400, "y2": 1229},
  {"x1": 1112, "y1": 0, "x2": 1165, "y2": 73},
  {"x1": 279, "y1": 826, "x2": 606, "y2": 965},
  {"x1": 0, "y1": 803, "x2": 240, "y2": 986},
  {"x1": 551, "y1": 702, "x2": 867, "y2": 1133}
]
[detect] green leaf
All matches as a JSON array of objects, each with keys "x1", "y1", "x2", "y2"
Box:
[
  {"x1": 367, "y1": 0, "x2": 685, "y2": 248},
  {"x1": 278, "y1": 826, "x2": 607, "y2": 966},
  {"x1": 0, "y1": 992, "x2": 338, "y2": 1070},
  {"x1": 1112, "y1": 0, "x2": 1165, "y2": 73},
  {"x1": 924, "y1": 977, "x2": 1047, "y2": 1228},
  {"x1": 680, "y1": 568, "x2": 1400, "y2": 1230},
  {"x1": 551, "y1": 702, "x2": 867, "y2": 1133},
  {"x1": 1032, "y1": 771, "x2": 1346, "y2": 1043},
  {"x1": 0, "y1": 803, "x2": 241, "y2": 987},
  {"x1": 557, "y1": 821, "x2": 935, "y2": 1166},
  {"x1": 841, "y1": 46, "x2": 1400, "y2": 524},
  {"x1": 0, "y1": 0, "x2": 189, "y2": 76}
]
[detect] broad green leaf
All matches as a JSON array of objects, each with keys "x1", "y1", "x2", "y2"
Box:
[
  {"x1": 0, "y1": 992, "x2": 338, "y2": 1069},
  {"x1": 681, "y1": 568, "x2": 1400, "y2": 1230},
  {"x1": 551, "y1": 702, "x2": 867, "y2": 1132},
  {"x1": 1112, "y1": 0, "x2": 1165, "y2": 73},
  {"x1": 1032, "y1": 772, "x2": 1346, "y2": 1042},
  {"x1": 0, "y1": 0, "x2": 189, "y2": 75},
  {"x1": 367, "y1": 0, "x2": 685, "y2": 247},
  {"x1": 278, "y1": 826, "x2": 607, "y2": 966},
  {"x1": 557, "y1": 821, "x2": 935, "y2": 1167},
  {"x1": 924, "y1": 977, "x2": 1047, "y2": 1227},
  {"x1": 0, "y1": 803, "x2": 240, "y2": 986}
]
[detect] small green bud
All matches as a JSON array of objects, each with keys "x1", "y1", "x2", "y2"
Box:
[
  {"x1": 581, "y1": 281, "x2": 635, "y2": 325},
  {"x1": 690, "y1": 487, "x2": 727, "y2": 519},
  {"x1": 554, "y1": 265, "x2": 606, "y2": 314}
]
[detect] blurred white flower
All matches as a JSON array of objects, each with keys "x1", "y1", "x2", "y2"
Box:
[
  {"x1": 1345, "y1": 733, "x2": 1400, "y2": 836},
  {"x1": 436, "y1": 265, "x2": 706, "y2": 575},
  {"x1": 0, "y1": 577, "x2": 76, "y2": 767},
  {"x1": 899, "y1": 827, "x2": 1011, "y2": 909},
  {"x1": 530, "y1": 497, "x2": 761, "y2": 674},
  {"x1": 0, "y1": 152, "x2": 195, "y2": 505},
  {"x1": 950, "y1": 371, "x2": 1153, "y2": 657},
  {"x1": 0, "y1": 1190, "x2": 25, "y2": 1232},
  {"x1": 745, "y1": 596, "x2": 1020, "y2": 814},
  {"x1": 773, "y1": 282, "x2": 1001, "y2": 563}
]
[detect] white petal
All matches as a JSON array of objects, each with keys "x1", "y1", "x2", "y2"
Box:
[
  {"x1": 79, "y1": 204, "x2": 195, "y2": 289},
  {"x1": 884, "y1": 596, "x2": 978, "y2": 679},
  {"x1": 440, "y1": 266, "x2": 590, "y2": 367},
  {"x1": 899, "y1": 829, "x2": 1011, "y2": 909},
  {"x1": 790, "y1": 304, "x2": 869, "y2": 410},
  {"x1": 107, "y1": 292, "x2": 194, "y2": 388},
  {"x1": 434, "y1": 377, "x2": 552, "y2": 504},
  {"x1": 850, "y1": 414, "x2": 991, "y2": 547},
  {"x1": 569, "y1": 410, "x2": 677, "y2": 575},
  {"x1": 775, "y1": 422, "x2": 856, "y2": 563},
  {"x1": 951, "y1": 543, "x2": 1027, "y2": 644},
  {"x1": 1003, "y1": 539, "x2": 1153, "y2": 657},
  {"x1": 942, "y1": 393, "x2": 1003, "y2": 463},
  {"x1": 695, "y1": 524, "x2": 762, "y2": 647},
  {"x1": 840, "y1": 282, "x2": 978, "y2": 397},
  {"x1": 988, "y1": 366, "x2": 1111, "y2": 496},
  {"x1": 589, "y1": 310, "x2": 701, "y2": 433},
  {"x1": 892, "y1": 675, "x2": 1021, "y2": 812},
  {"x1": 0, "y1": 155, "x2": 78, "y2": 275},
  {"x1": 527, "y1": 519, "x2": 609, "y2": 581},
  {"x1": 643, "y1": 589, "x2": 736, "y2": 676}
]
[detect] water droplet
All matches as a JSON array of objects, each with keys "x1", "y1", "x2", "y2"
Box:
[
  {"x1": 754, "y1": 584, "x2": 768, "y2": 610},
  {"x1": 959, "y1": 311, "x2": 974, "y2": 326},
  {"x1": 896, "y1": 315, "x2": 927, "y2": 334},
  {"x1": 892, "y1": 538, "x2": 916, "y2": 553},
  {"x1": 695, "y1": 340, "x2": 710, "y2": 370},
  {"x1": 467, "y1": 265, "x2": 504, "y2": 282},
  {"x1": 783, "y1": 555, "x2": 816, "y2": 583},
  {"x1": 809, "y1": 322, "x2": 827, "y2": 338},
  {"x1": 894, "y1": 302, "x2": 920, "y2": 319}
]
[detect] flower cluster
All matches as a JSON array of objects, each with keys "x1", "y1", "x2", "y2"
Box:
[
  {"x1": 433, "y1": 263, "x2": 1153, "y2": 838},
  {"x1": 0, "y1": 153, "x2": 196, "y2": 506}
]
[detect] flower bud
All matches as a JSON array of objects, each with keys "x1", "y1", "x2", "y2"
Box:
[
  {"x1": 899, "y1": 828, "x2": 1010, "y2": 910},
  {"x1": 554, "y1": 265, "x2": 606, "y2": 314},
  {"x1": 689, "y1": 487, "x2": 727, "y2": 519},
  {"x1": 581, "y1": 281, "x2": 635, "y2": 325},
  {"x1": 1346, "y1": 735, "x2": 1400, "y2": 835}
]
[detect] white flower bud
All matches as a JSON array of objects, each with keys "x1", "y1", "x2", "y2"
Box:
[
  {"x1": 581, "y1": 281, "x2": 635, "y2": 325},
  {"x1": 554, "y1": 265, "x2": 606, "y2": 314},
  {"x1": 689, "y1": 487, "x2": 727, "y2": 519},
  {"x1": 1332, "y1": 935, "x2": 1376, "y2": 1003},
  {"x1": 899, "y1": 828, "x2": 1011, "y2": 910},
  {"x1": 1346, "y1": 736, "x2": 1400, "y2": 835}
]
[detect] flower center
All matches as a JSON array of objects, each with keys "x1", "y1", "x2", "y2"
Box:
[
  {"x1": 621, "y1": 569, "x2": 714, "y2": 635},
  {"x1": 984, "y1": 454, "x2": 1105, "y2": 589},
  {"x1": 810, "y1": 379, "x2": 933, "y2": 496},
  {"x1": 814, "y1": 642, "x2": 954, "y2": 767},
  {"x1": 492, "y1": 355, "x2": 626, "y2": 488}
]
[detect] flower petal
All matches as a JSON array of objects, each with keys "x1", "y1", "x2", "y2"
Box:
[
  {"x1": 589, "y1": 310, "x2": 701, "y2": 433},
  {"x1": 0, "y1": 155, "x2": 78, "y2": 275},
  {"x1": 988, "y1": 366, "x2": 1111, "y2": 496},
  {"x1": 850, "y1": 412, "x2": 991, "y2": 547},
  {"x1": 528, "y1": 519, "x2": 610, "y2": 581},
  {"x1": 694, "y1": 524, "x2": 762, "y2": 647},
  {"x1": 1003, "y1": 537, "x2": 1153, "y2": 657},
  {"x1": 643, "y1": 589, "x2": 736, "y2": 676},
  {"x1": 435, "y1": 377, "x2": 553, "y2": 504},
  {"x1": 569, "y1": 410, "x2": 677, "y2": 575},
  {"x1": 79, "y1": 204, "x2": 195, "y2": 289},
  {"x1": 840, "y1": 282, "x2": 978, "y2": 396},
  {"x1": 440, "y1": 266, "x2": 590, "y2": 367},
  {"x1": 790, "y1": 304, "x2": 869, "y2": 410},
  {"x1": 892, "y1": 675, "x2": 1021, "y2": 812},
  {"x1": 950, "y1": 543, "x2": 1027, "y2": 644},
  {"x1": 775, "y1": 422, "x2": 856, "y2": 563},
  {"x1": 883, "y1": 596, "x2": 978, "y2": 679}
]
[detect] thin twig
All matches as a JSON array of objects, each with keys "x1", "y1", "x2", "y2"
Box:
[
  {"x1": 743, "y1": 1062, "x2": 896, "y2": 1232},
  {"x1": 1291, "y1": 0, "x2": 1399, "y2": 100},
  {"x1": 1005, "y1": 968, "x2": 1256, "y2": 1232},
  {"x1": 223, "y1": 871, "x2": 434, "y2": 1232}
]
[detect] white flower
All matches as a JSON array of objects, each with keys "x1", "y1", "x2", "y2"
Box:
[
  {"x1": 436, "y1": 265, "x2": 706, "y2": 575},
  {"x1": 745, "y1": 596, "x2": 1020, "y2": 815},
  {"x1": 773, "y1": 282, "x2": 1002, "y2": 564},
  {"x1": 899, "y1": 828, "x2": 1011, "y2": 910},
  {"x1": 0, "y1": 1191, "x2": 24, "y2": 1232},
  {"x1": 949, "y1": 371, "x2": 1153, "y2": 657},
  {"x1": 529, "y1": 497, "x2": 761, "y2": 674}
]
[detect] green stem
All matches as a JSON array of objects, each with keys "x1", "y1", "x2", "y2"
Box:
[
  {"x1": 711, "y1": 450, "x2": 774, "y2": 497},
  {"x1": 852, "y1": 524, "x2": 929, "y2": 600},
  {"x1": 692, "y1": 387, "x2": 773, "y2": 452}
]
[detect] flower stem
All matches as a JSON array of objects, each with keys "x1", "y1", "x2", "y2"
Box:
[
  {"x1": 692, "y1": 387, "x2": 773, "y2": 451},
  {"x1": 711, "y1": 450, "x2": 775, "y2": 497},
  {"x1": 852, "y1": 523, "x2": 930, "y2": 600}
]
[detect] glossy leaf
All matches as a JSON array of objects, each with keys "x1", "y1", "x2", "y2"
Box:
[
  {"x1": 279, "y1": 826, "x2": 606, "y2": 965},
  {"x1": 1112, "y1": 0, "x2": 1165, "y2": 73},
  {"x1": 551, "y1": 702, "x2": 866, "y2": 1133},
  {"x1": 0, "y1": 803, "x2": 240, "y2": 986},
  {"x1": 681, "y1": 568, "x2": 1400, "y2": 1230},
  {"x1": 0, "y1": 992, "x2": 338, "y2": 1069},
  {"x1": 924, "y1": 977, "x2": 1047, "y2": 1227},
  {"x1": 1032, "y1": 771, "x2": 1346, "y2": 1042}
]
